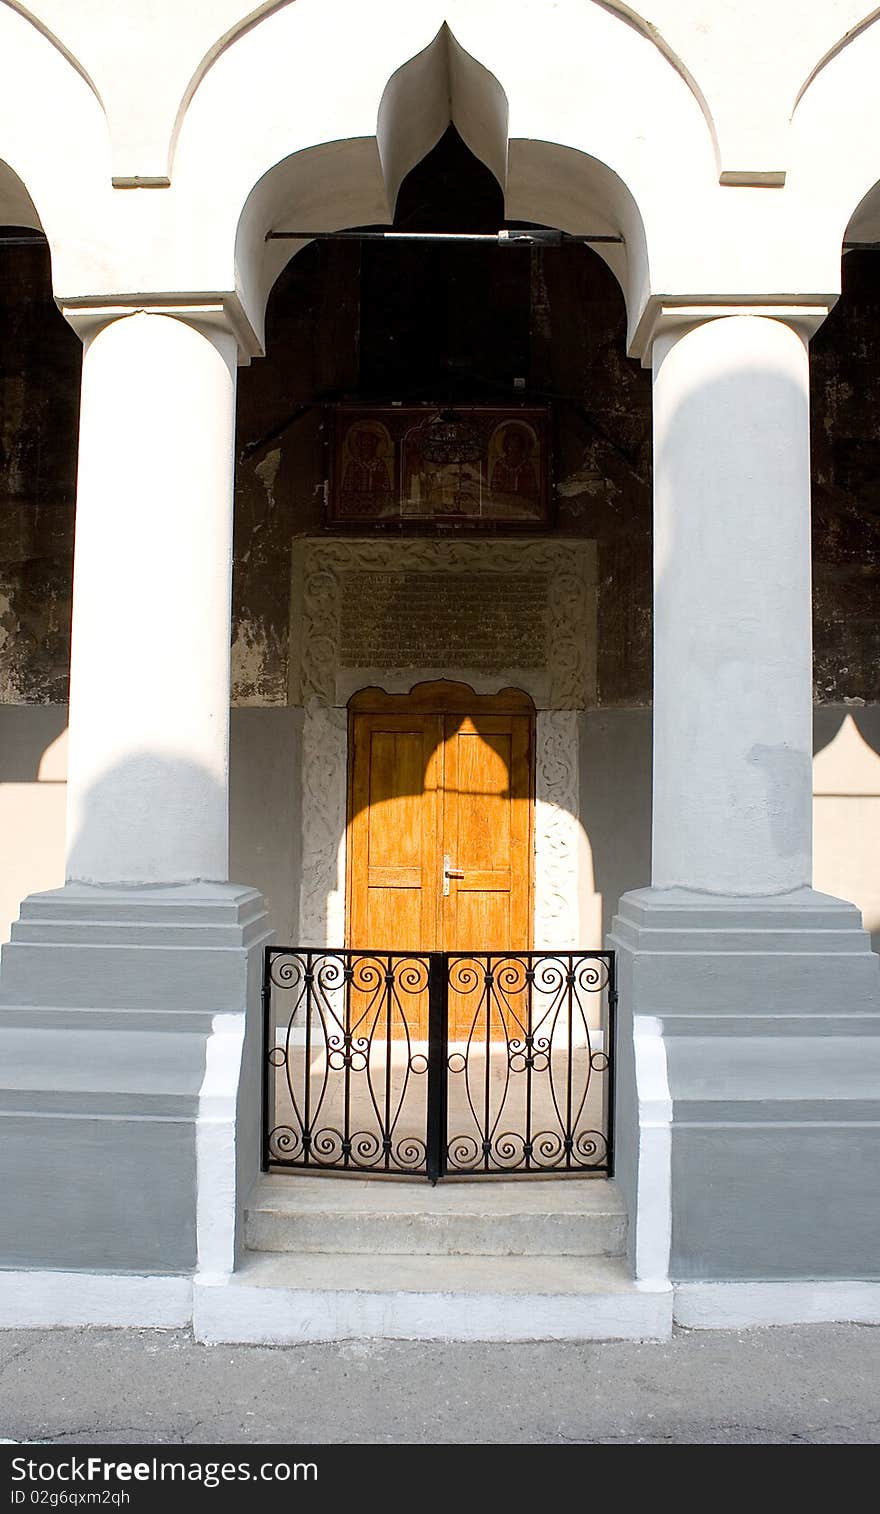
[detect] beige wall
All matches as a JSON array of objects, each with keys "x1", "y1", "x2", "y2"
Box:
[
  {"x1": 0, "y1": 706, "x2": 303, "y2": 947},
  {"x1": 0, "y1": 707, "x2": 67, "y2": 946},
  {"x1": 813, "y1": 708, "x2": 880, "y2": 951},
  {"x1": 2, "y1": 703, "x2": 878, "y2": 952}
]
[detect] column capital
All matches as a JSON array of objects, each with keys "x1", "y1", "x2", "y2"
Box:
[
  {"x1": 629, "y1": 295, "x2": 835, "y2": 368},
  {"x1": 59, "y1": 293, "x2": 264, "y2": 365}
]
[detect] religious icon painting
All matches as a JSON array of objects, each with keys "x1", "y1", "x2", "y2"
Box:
[
  {"x1": 328, "y1": 405, "x2": 549, "y2": 526},
  {"x1": 338, "y1": 417, "x2": 396, "y2": 517}
]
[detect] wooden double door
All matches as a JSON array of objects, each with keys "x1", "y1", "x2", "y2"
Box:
[{"x1": 346, "y1": 683, "x2": 534, "y2": 1032}]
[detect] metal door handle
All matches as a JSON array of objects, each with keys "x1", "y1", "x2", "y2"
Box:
[{"x1": 443, "y1": 854, "x2": 465, "y2": 895}]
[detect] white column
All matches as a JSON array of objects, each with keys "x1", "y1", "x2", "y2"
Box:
[
  {"x1": 651, "y1": 313, "x2": 813, "y2": 895},
  {"x1": 64, "y1": 309, "x2": 239, "y2": 885}
]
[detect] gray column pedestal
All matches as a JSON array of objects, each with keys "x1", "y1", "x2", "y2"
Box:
[
  {"x1": 0, "y1": 883, "x2": 270, "y2": 1275},
  {"x1": 610, "y1": 886, "x2": 880, "y2": 1282}
]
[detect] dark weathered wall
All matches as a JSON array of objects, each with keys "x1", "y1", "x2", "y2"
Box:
[
  {"x1": 811, "y1": 251, "x2": 880, "y2": 705},
  {"x1": 528, "y1": 241, "x2": 652, "y2": 704},
  {"x1": 0, "y1": 233, "x2": 79, "y2": 704},
  {"x1": 232, "y1": 239, "x2": 360, "y2": 704},
  {"x1": 232, "y1": 130, "x2": 654, "y2": 707}
]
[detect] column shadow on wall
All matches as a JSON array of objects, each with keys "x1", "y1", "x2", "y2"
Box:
[
  {"x1": 643, "y1": 351, "x2": 880, "y2": 958},
  {"x1": 578, "y1": 705, "x2": 653, "y2": 945},
  {"x1": 65, "y1": 751, "x2": 226, "y2": 886}
]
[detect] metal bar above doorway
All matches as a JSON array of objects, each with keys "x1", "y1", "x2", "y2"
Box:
[{"x1": 266, "y1": 229, "x2": 624, "y2": 245}]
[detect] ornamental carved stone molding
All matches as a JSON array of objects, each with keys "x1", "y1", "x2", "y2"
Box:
[
  {"x1": 535, "y1": 710, "x2": 582, "y2": 950},
  {"x1": 299, "y1": 705, "x2": 347, "y2": 946},
  {"x1": 291, "y1": 537, "x2": 597, "y2": 711}
]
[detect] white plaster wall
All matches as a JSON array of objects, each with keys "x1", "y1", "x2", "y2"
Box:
[
  {"x1": 11, "y1": 0, "x2": 880, "y2": 191},
  {"x1": 4, "y1": 2, "x2": 880, "y2": 354},
  {"x1": 789, "y1": 16, "x2": 880, "y2": 267}
]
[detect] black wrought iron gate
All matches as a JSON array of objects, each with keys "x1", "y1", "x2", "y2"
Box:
[{"x1": 262, "y1": 948, "x2": 615, "y2": 1182}]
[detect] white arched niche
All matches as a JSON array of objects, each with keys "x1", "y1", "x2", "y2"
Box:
[
  {"x1": 214, "y1": 13, "x2": 654, "y2": 351},
  {"x1": 226, "y1": 23, "x2": 650, "y2": 951}
]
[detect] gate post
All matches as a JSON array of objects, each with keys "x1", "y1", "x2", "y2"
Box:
[
  {"x1": 260, "y1": 945, "x2": 272, "y2": 1174},
  {"x1": 426, "y1": 952, "x2": 449, "y2": 1184}
]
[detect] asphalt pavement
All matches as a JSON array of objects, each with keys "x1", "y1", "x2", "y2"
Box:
[{"x1": 0, "y1": 1321, "x2": 878, "y2": 1444}]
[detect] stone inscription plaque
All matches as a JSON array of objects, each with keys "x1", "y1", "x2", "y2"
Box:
[{"x1": 339, "y1": 571, "x2": 548, "y2": 671}]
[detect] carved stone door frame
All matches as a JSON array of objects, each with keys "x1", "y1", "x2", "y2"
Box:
[{"x1": 289, "y1": 537, "x2": 598, "y2": 951}]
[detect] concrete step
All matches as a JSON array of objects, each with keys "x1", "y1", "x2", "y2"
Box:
[
  {"x1": 245, "y1": 1174, "x2": 627, "y2": 1257},
  {"x1": 194, "y1": 1251, "x2": 670, "y2": 1343}
]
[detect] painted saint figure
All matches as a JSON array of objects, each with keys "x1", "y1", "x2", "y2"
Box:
[
  {"x1": 489, "y1": 422, "x2": 539, "y2": 511},
  {"x1": 341, "y1": 421, "x2": 393, "y2": 514}
]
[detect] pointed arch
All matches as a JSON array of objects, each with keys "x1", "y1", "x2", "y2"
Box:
[
  {"x1": 792, "y1": 7, "x2": 880, "y2": 117},
  {"x1": 170, "y1": 0, "x2": 717, "y2": 186},
  {"x1": 591, "y1": 1, "x2": 719, "y2": 172},
  {"x1": 168, "y1": 2, "x2": 710, "y2": 348},
  {"x1": 1, "y1": 0, "x2": 105, "y2": 113},
  {"x1": 377, "y1": 24, "x2": 509, "y2": 214}
]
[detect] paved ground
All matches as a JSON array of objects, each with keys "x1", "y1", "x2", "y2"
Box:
[{"x1": 0, "y1": 1322, "x2": 878, "y2": 1444}]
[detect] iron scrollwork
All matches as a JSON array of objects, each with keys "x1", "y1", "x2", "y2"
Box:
[
  {"x1": 444, "y1": 952, "x2": 612, "y2": 1174},
  {"x1": 263, "y1": 947, "x2": 615, "y2": 1180},
  {"x1": 264, "y1": 949, "x2": 431, "y2": 1175}
]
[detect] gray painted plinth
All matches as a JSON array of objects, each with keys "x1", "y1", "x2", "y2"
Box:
[
  {"x1": 0, "y1": 883, "x2": 270, "y2": 1273},
  {"x1": 610, "y1": 886, "x2": 880, "y2": 1282}
]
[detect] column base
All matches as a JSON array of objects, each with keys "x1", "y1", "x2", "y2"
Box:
[
  {"x1": 609, "y1": 886, "x2": 880, "y2": 1283},
  {"x1": 0, "y1": 883, "x2": 270, "y2": 1274}
]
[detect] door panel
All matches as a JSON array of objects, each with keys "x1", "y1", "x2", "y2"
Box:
[
  {"x1": 348, "y1": 714, "x2": 442, "y2": 956},
  {"x1": 347, "y1": 687, "x2": 534, "y2": 1040},
  {"x1": 441, "y1": 717, "x2": 530, "y2": 949},
  {"x1": 442, "y1": 714, "x2": 532, "y2": 1037}
]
